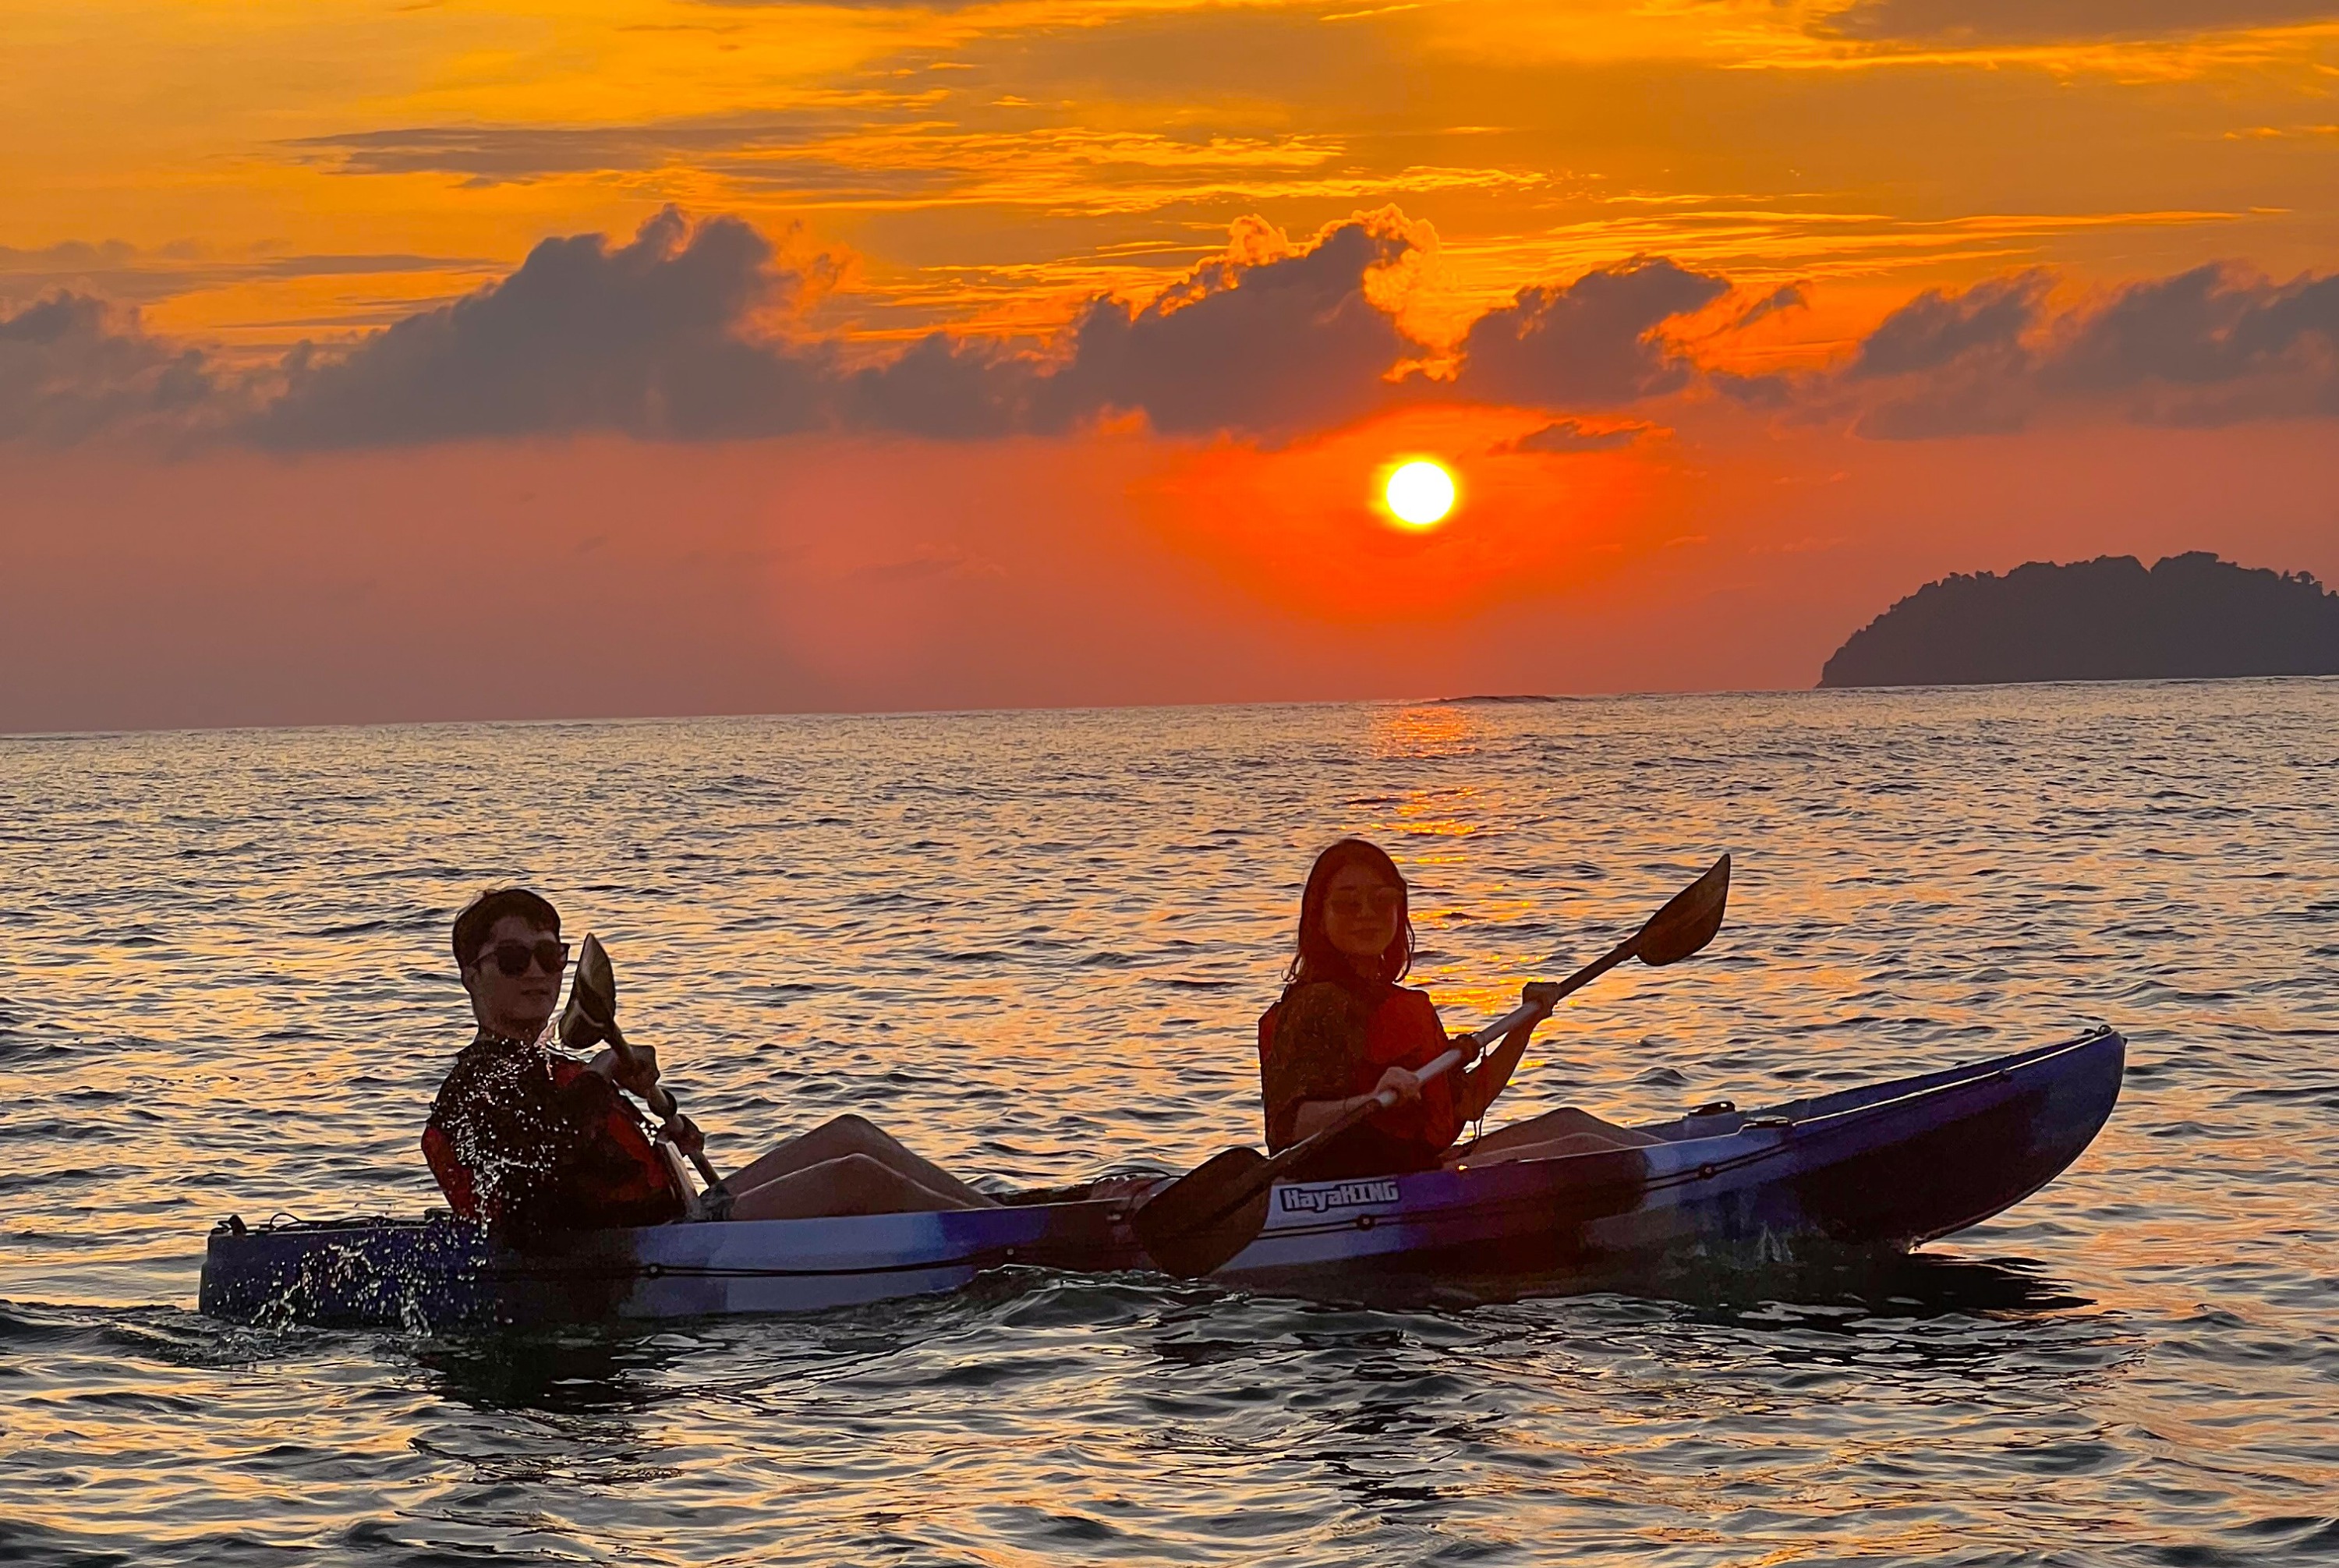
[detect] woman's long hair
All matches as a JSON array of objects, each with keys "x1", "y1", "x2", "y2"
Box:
[{"x1": 1284, "y1": 837, "x2": 1414, "y2": 989}]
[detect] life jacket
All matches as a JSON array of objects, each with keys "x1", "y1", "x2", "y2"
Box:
[
  {"x1": 1258, "y1": 984, "x2": 1465, "y2": 1159},
  {"x1": 423, "y1": 1053, "x2": 681, "y2": 1227}
]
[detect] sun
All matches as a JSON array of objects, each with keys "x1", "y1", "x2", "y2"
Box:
[{"x1": 1383, "y1": 458, "x2": 1456, "y2": 528}]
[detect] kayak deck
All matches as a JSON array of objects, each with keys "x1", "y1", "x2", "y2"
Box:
[{"x1": 200, "y1": 1028, "x2": 2125, "y2": 1327}]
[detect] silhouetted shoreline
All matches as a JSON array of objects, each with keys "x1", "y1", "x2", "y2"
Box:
[{"x1": 1820, "y1": 553, "x2": 2339, "y2": 689}]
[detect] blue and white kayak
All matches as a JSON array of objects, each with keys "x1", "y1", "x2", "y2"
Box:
[{"x1": 199, "y1": 1028, "x2": 2124, "y2": 1327}]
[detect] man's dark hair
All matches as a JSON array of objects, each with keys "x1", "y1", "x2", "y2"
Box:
[{"x1": 452, "y1": 887, "x2": 561, "y2": 970}]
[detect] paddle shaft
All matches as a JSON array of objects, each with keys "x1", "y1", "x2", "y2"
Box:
[
  {"x1": 599, "y1": 1015, "x2": 727, "y2": 1195},
  {"x1": 1267, "y1": 1010, "x2": 1514, "y2": 1174},
  {"x1": 1254, "y1": 931, "x2": 1647, "y2": 1187}
]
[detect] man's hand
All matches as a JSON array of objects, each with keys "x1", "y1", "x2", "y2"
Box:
[
  {"x1": 590, "y1": 1043, "x2": 663, "y2": 1100},
  {"x1": 665, "y1": 1112, "x2": 706, "y2": 1157},
  {"x1": 1372, "y1": 1064, "x2": 1424, "y2": 1106},
  {"x1": 1523, "y1": 980, "x2": 1564, "y2": 1018}
]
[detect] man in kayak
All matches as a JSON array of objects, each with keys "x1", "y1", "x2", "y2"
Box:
[
  {"x1": 1258, "y1": 839, "x2": 1659, "y2": 1180},
  {"x1": 425, "y1": 887, "x2": 994, "y2": 1241}
]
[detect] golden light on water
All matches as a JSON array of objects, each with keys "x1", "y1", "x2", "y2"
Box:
[{"x1": 1382, "y1": 459, "x2": 1456, "y2": 528}]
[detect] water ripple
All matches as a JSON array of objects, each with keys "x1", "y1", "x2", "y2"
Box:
[{"x1": 2, "y1": 681, "x2": 2336, "y2": 1563}]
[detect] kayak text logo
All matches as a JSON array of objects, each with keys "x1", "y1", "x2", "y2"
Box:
[{"x1": 1279, "y1": 1179, "x2": 1401, "y2": 1214}]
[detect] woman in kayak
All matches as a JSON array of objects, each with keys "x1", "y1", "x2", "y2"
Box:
[
  {"x1": 426, "y1": 887, "x2": 993, "y2": 1241},
  {"x1": 1259, "y1": 838, "x2": 1658, "y2": 1181}
]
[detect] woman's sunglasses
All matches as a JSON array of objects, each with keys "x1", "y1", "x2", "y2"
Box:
[{"x1": 475, "y1": 939, "x2": 570, "y2": 978}]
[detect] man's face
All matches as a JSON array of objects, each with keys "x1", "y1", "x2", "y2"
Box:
[{"x1": 460, "y1": 912, "x2": 568, "y2": 1036}]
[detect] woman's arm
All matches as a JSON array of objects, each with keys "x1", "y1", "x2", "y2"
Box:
[
  {"x1": 1288, "y1": 1066, "x2": 1423, "y2": 1141},
  {"x1": 1455, "y1": 988, "x2": 1560, "y2": 1123},
  {"x1": 1262, "y1": 983, "x2": 1383, "y2": 1150}
]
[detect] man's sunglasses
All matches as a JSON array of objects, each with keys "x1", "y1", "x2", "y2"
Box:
[{"x1": 474, "y1": 939, "x2": 570, "y2": 978}]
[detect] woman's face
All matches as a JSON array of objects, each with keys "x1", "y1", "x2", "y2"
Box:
[{"x1": 1322, "y1": 860, "x2": 1403, "y2": 969}]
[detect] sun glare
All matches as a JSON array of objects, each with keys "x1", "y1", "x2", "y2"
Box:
[{"x1": 1384, "y1": 459, "x2": 1456, "y2": 528}]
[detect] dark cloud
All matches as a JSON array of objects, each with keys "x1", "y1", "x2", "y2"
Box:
[
  {"x1": 0, "y1": 293, "x2": 220, "y2": 445},
  {"x1": 1495, "y1": 418, "x2": 1652, "y2": 455},
  {"x1": 1842, "y1": 262, "x2": 2339, "y2": 437},
  {"x1": 1031, "y1": 216, "x2": 1422, "y2": 437},
  {"x1": 252, "y1": 207, "x2": 842, "y2": 447},
  {"x1": 1451, "y1": 259, "x2": 1729, "y2": 409},
  {"x1": 1814, "y1": 0, "x2": 2339, "y2": 42},
  {"x1": 2050, "y1": 264, "x2": 2339, "y2": 394},
  {"x1": 1850, "y1": 271, "x2": 2048, "y2": 377}
]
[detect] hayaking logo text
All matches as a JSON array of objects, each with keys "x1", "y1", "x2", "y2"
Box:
[{"x1": 1279, "y1": 1178, "x2": 1400, "y2": 1214}]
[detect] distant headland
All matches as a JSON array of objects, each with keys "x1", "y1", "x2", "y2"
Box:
[{"x1": 1819, "y1": 553, "x2": 2339, "y2": 689}]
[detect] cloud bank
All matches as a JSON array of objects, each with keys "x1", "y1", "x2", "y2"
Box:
[{"x1": 3, "y1": 206, "x2": 2334, "y2": 451}]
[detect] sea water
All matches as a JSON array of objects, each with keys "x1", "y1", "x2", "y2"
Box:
[{"x1": 2, "y1": 683, "x2": 2334, "y2": 1565}]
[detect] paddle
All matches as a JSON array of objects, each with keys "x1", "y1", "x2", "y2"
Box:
[
  {"x1": 1131, "y1": 853, "x2": 1732, "y2": 1279},
  {"x1": 559, "y1": 933, "x2": 733, "y2": 1217}
]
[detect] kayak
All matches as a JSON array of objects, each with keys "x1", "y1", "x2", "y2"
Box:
[{"x1": 199, "y1": 1027, "x2": 2124, "y2": 1327}]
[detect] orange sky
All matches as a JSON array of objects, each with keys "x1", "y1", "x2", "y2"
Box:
[{"x1": 2, "y1": 0, "x2": 2335, "y2": 730}]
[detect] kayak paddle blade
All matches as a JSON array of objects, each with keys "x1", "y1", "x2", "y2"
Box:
[
  {"x1": 1635, "y1": 854, "x2": 1729, "y2": 967},
  {"x1": 559, "y1": 933, "x2": 619, "y2": 1050},
  {"x1": 1131, "y1": 1146, "x2": 1275, "y2": 1279}
]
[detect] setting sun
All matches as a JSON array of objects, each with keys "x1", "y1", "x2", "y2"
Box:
[{"x1": 1384, "y1": 459, "x2": 1457, "y2": 528}]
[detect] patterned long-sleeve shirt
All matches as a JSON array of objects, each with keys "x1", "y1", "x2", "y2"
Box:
[
  {"x1": 1258, "y1": 979, "x2": 1462, "y2": 1159},
  {"x1": 1259, "y1": 982, "x2": 1375, "y2": 1151},
  {"x1": 423, "y1": 1031, "x2": 681, "y2": 1241}
]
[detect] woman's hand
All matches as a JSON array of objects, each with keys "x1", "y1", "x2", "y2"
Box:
[{"x1": 1372, "y1": 1064, "x2": 1424, "y2": 1106}]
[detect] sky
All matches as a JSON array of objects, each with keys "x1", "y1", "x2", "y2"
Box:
[{"x1": 2, "y1": 0, "x2": 2334, "y2": 731}]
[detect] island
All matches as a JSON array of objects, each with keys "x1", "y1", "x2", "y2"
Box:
[{"x1": 1818, "y1": 552, "x2": 2339, "y2": 689}]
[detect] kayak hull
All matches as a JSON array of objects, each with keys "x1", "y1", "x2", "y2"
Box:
[{"x1": 199, "y1": 1028, "x2": 2124, "y2": 1327}]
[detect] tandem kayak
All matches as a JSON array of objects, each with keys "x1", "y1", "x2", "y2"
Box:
[{"x1": 200, "y1": 1028, "x2": 2124, "y2": 1327}]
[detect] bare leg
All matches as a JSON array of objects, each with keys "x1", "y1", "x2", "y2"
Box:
[
  {"x1": 728, "y1": 1153, "x2": 985, "y2": 1219},
  {"x1": 724, "y1": 1113, "x2": 996, "y2": 1208},
  {"x1": 1446, "y1": 1106, "x2": 1661, "y2": 1168}
]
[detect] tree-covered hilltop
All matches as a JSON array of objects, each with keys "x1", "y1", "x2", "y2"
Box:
[{"x1": 1819, "y1": 553, "x2": 2339, "y2": 689}]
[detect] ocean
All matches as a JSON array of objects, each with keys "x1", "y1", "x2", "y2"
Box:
[{"x1": 3, "y1": 682, "x2": 2334, "y2": 1565}]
